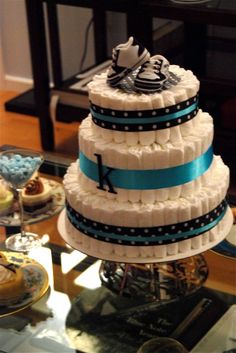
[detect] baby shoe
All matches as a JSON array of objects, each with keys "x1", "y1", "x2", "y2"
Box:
[
  {"x1": 107, "y1": 36, "x2": 150, "y2": 87},
  {"x1": 134, "y1": 55, "x2": 170, "y2": 92}
]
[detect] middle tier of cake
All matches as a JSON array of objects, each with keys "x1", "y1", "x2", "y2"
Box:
[{"x1": 78, "y1": 109, "x2": 215, "y2": 203}]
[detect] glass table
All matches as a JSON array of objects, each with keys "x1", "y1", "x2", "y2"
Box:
[{"x1": 0, "y1": 148, "x2": 236, "y2": 353}]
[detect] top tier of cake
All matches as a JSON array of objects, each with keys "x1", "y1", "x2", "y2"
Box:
[
  {"x1": 78, "y1": 64, "x2": 214, "y2": 204},
  {"x1": 87, "y1": 65, "x2": 199, "y2": 146}
]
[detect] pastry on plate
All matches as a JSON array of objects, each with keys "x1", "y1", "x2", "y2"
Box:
[
  {"x1": 0, "y1": 259, "x2": 25, "y2": 306},
  {"x1": 22, "y1": 175, "x2": 52, "y2": 213}
]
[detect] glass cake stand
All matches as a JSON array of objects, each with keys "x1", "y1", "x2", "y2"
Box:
[{"x1": 99, "y1": 255, "x2": 208, "y2": 303}]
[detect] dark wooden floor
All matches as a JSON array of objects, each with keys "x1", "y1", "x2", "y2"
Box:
[{"x1": 0, "y1": 91, "x2": 80, "y2": 158}]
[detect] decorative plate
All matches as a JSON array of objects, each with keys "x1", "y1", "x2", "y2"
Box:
[
  {"x1": 0, "y1": 251, "x2": 49, "y2": 318},
  {"x1": 0, "y1": 178, "x2": 65, "y2": 227}
]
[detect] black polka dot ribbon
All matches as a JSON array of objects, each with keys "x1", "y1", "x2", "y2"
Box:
[
  {"x1": 90, "y1": 94, "x2": 199, "y2": 132},
  {"x1": 66, "y1": 198, "x2": 227, "y2": 246}
]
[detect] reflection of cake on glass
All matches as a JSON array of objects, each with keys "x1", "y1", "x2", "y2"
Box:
[
  {"x1": 59, "y1": 37, "x2": 233, "y2": 263},
  {"x1": 0, "y1": 179, "x2": 14, "y2": 216},
  {"x1": 0, "y1": 259, "x2": 25, "y2": 306},
  {"x1": 22, "y1": 174, "x2": 52, "y2": 213}
]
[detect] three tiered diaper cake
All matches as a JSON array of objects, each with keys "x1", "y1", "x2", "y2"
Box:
[{"x1": 58, "y1": 37, "x2": 233, "y2": 263}]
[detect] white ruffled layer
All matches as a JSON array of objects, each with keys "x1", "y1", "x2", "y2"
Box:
[
  {"x1": 88, "y1": 65, "x2": 199, "y2": 110},
  {"x1": 82, "y1": 109, "x2": 212, "y2": 147},
  {"x1": 87, "y1": 66, "x2": 199, "y2": 146},
  {"x1": 60, "y1": 206, "x2": 233, "y2": 262},
  {"x1": 79, "y1": 110, "x2": 213, "y2": 169},
  {"x1": 73, "y1": 156, "x2": 222, "y2": 203},
  {"x1": 64, "y1": 156, "x2": 229, "y2": 227}
]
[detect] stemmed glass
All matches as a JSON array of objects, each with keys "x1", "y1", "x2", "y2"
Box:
[
  {"x1": 137, "y1": 337, "x2": 188, "y2": 353},
  {"x1": 0, "y1": 149, "x2": 44, "y2": 252}
]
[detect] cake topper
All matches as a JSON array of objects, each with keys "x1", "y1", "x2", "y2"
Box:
[
  {"x1": 134, "y1": 54, "x2": 170, "y2": 92},
  {"x1": 107, "y1": 37, "x2": 180, "y2": 93},
  {"x1": 107, "y1": 36, "x2": 150, "y2": 87}
]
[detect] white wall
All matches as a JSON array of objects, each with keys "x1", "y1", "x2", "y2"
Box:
[
  {"x1": 0, "y1": 2, "x2": 172, "y2": 92},
  {"x1": 0, "y1": 0, "x2": 96, "y2": 92},
  {"x1": 1, "y1": 0, "x2": 31, "y2": 78},
  {"x1": 57, "y1": 5, "x2": 95, "y2": 79},
  {"x1": 0, "y1": 0, "x2": 32, "y2": 90}
]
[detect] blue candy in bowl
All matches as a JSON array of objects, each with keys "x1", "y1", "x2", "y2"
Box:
[
  {"x1": 0, "y1": 151, "x2": 43, "y2": 189},
  {"x1": 0, "y1": 149, "x2": 44, "y2": 252}
]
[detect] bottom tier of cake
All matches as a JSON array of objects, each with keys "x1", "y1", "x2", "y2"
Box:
[{"x1": 58, "y1": 206, "x2": 233, "y2": 263}]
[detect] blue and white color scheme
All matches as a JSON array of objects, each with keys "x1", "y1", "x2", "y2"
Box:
[
  {"x1": 79, "y1": 145, "x2": 213, "y2": 192},
  {"x1": 107, "y1": 37, "x2": 150, "y2": 87},
  {"x1": 90, "y1": 94, "x2": 199, "y2": 132},
  {"x1": 59, "y1": 39, "x2": 233, "y2": 263}
]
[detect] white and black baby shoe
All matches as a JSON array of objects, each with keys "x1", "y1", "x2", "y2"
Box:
[
  {"x1": 134, "y1": 55, "x2": 170, "y2": 92},
  {"x1": 107, "y1": 36, "x2": 150, "y2": 87}
]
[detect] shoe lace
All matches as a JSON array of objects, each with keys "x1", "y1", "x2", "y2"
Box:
[{"x1": 142, "y1": 60, "x2": 161, "y2": 75}]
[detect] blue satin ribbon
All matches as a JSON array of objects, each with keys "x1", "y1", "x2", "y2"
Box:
[
  {"x1": 79, "y1": 145, "x2": 213, "y2": 190},
  {"x1": 90, "y1": 101, "x2": 198, "y2": 124},
  {"x1": 66, "y1": 203, "x2": 227, "y2": 244}
]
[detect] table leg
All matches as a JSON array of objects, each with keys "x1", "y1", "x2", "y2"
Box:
[
  {"x1": 126, "y1": 1, "x2": 153, "y2": 53},
  {"x1": 25, "y1": 0, "x2": 55, "y2": 151},
  {"x1": 184, "y1": 22, "x2": 207, "y2": 77}
]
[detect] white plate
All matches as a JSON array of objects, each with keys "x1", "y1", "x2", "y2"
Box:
[
  {"x1": 0, "y1": 179, "x2": 65, "y2": 227},
  {"x1": 0, "y1": 251, "x2": 49, "y2": 318}
]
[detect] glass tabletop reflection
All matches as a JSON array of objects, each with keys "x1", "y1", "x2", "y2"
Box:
[{"x1": 0, "y1": 147, "x2": 235, "y2": 353}]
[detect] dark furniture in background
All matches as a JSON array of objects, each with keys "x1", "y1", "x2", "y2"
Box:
[{"x1": 5, "y1": 0, "x2": 236, "y2": 177}]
